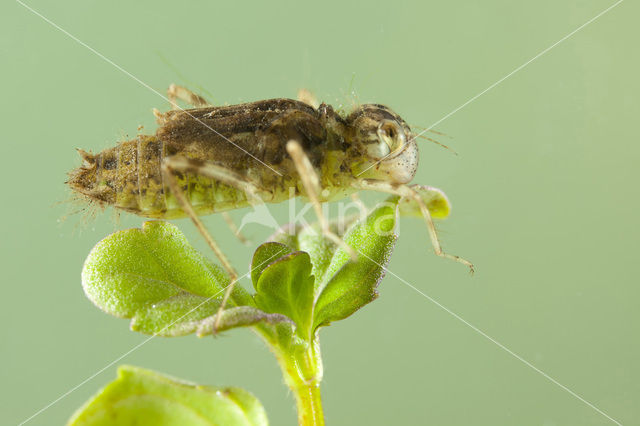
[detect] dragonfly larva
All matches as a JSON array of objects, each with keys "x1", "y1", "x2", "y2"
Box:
[{"x1": 68, "y1": 84, "x2": 473, "y2": 329}]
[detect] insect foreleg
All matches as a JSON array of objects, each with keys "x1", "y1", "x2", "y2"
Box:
[
  {"x1": 167, "y1": 83, "x2": 211, "y2": 109},
  {"x1": 286, "y1": 140, "x2": 358, "y2": 261},
  {"x1": 354, "y1": 179, "x2": 474, "y2": 273}
]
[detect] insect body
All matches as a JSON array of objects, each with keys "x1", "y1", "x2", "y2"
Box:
[
  {"x1": 68, "y1": 98, "x2": 417, "y2": 220},
  {"x1": 68, "y1": 85, "x2": 472, "y2": 331}
]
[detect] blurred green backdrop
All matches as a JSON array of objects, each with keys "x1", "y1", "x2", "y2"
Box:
[{"x1": 2, "y1": 1, "x2": 638, "y2": 425}]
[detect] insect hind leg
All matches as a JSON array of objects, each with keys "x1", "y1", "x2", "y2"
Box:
[
  {"x1": 221, "y1": 212, "x2": 250, "y2": 245},
  {"x1": 162, "y1": 156, "x2": 270, "y2": 332},
  {"x1": 355, "y1": 179, "x2": 474, "y2": 273}
]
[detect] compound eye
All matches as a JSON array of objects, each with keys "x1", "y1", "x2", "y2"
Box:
[{"x1": 376, "y1": 120, "x2": 406, "y2": 156}]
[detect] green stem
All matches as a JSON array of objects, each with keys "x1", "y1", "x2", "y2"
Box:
[
  {"x1": 286, "y1": 339, "x2": 324, "y2": 426},
  {"x1": 255, "y1": 327, "x2": 324, "y2": 426},
  {"x1": 291, "y1": 379, "x2": 323, "y2": 426}
]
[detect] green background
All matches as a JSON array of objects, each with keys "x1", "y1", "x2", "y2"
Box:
[{"x1": 2, "y1": 1, "x2": 638, "y2": 424}]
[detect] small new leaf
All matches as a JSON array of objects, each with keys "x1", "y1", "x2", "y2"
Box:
[
  {"x1": 253, "y1": 251, "x2": 315, "y2": 341},
  {"x1": 68, "y1": 365, "x2": 268, "y2": 426},
  {"x1": 81, "y1": 221, "x2": 251, "y2": 336},
  {"x1": 250, "y1": 242, "x2": 293, "y2": 289}
]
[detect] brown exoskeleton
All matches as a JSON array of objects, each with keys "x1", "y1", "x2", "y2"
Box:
[{"x1": 68, "y1": 84, "x2": 473, "y2": 330}]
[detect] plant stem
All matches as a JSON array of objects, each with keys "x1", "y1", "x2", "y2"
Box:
[
  {"x1": 283, "y1": 339, "x2": 324, "y2": 426},
  {"x1": 256, "y1": 327, "x2": 325, "y2": 426},
  {"x1": 291, "y1": 379, "x2": 323, "y2": 426}
]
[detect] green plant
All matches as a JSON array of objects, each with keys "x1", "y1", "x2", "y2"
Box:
[{"x1": 69, "y1": 189, "x2": 450, "y2": 425}]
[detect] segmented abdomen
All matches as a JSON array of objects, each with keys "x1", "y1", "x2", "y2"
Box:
[{"x1": 92, "y1": 135, "x2": 249, "y2": 219}]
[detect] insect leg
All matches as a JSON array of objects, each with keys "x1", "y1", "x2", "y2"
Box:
[
  {"x1": 286, "y1": 140, "x2": 357, "y2": 260},
  {"x1": 162, "y1": 156, "x2": 269, "y2": 331},
  {"x1": 161, "y1": 158, "x2": 238, "y2": 331},
  {"x1": 354, "y1": 179, "x2": 474, "y2": 273},
  {"x1": 221, "y1": 211, "x2": 250, "y2": 245},
  {"x1": 167, "y1": 83, "x2": 211, "y2": 109}
]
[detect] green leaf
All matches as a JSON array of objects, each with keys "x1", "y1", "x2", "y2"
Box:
[
  {"x1": 68, "y1": 365, "x2": 268, "y2": 426},
  {"x1": 269, "y1": 215, "x2": 362, "y2": 289},
  {"x1": 312, "y1": 202, "x2": 397, "y2": 330},
  {"x1": 250, "y1": 242, "x2": 292, "y2": 289},
  {"x1": 254, "y1": 252, "x2": 315, "y2": 341},
  {"x1": 81, "y1": 221, "x2": 251, "y2": 336},
  {"x1": 130, "y1": 294, "x2": 221, "y2": 336},
  {"x1": 306, "y1": 186, "x2": 448, "y2": 330},
  {"x1": 265, "y1": 201, "x2": 399, "y2": 333}
]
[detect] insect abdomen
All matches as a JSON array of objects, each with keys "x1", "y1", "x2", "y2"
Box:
[
  {"x1": 69, "y1": 135, "x2": 250, "y2": 219},
  {"x1": 91, "y1": 135, "x2": 165, "y2": 216}
]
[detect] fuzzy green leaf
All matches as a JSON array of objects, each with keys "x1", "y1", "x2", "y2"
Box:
[
  {"x1": 67, "y1": 365, "x2": 268, "y2": 426},
  {"x1": 269, "y1": 216, "x2": 361, "y2": 290},
  {"x1": 254, "y1": 252, "x2": 315, "y2": 341},
  {"x1": 250, "y1": 242, "x2": 293, "y2": 290},
  {"x1": 82, "y1": 221, "x2": 251, "y2": 336},
  {"x1": 312, "y1": 203, "x2": 397, "y2": 330},
  {"x1": 130, "y1": 294, "x2": 221, "y2": 336},
  {"x1": 267, "y1": 201, "x2": 399, "y2": 333}
]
